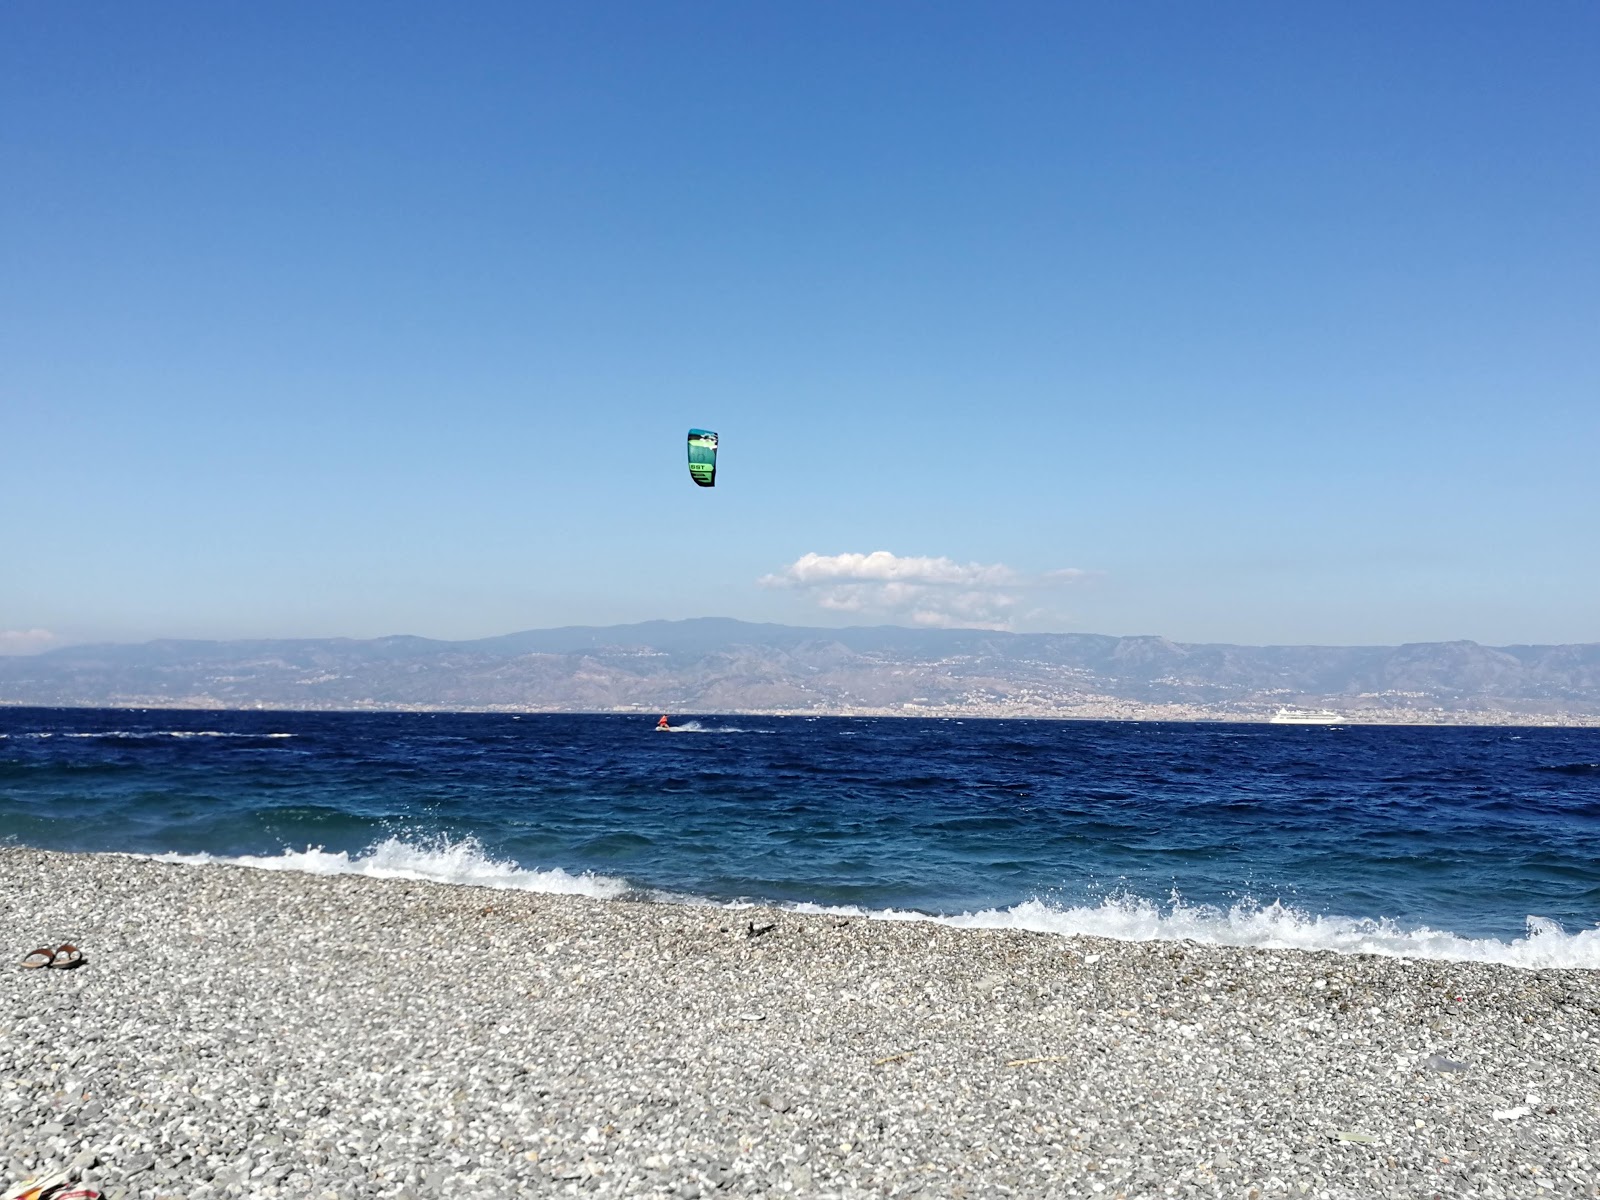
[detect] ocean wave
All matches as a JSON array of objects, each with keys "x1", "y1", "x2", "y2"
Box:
[
  {"x1": 1536, "y1": 762, "x2": 1600, "y2": 775},
  {"x1": 1, "y1": 730, "x2": 297, "y2": 740},
  {"x1": 787, "y1": 896, "x2": 1600, "y2": 970},
  {"x1": 140, "y1": 836, "x2": 1600, "y2": 969},
  {"x1": 75, "y1": 730, "x2": 297, "y2": 739},
  {"x1": 144, "y1": 835, "x2": 631, "y2": 900}
]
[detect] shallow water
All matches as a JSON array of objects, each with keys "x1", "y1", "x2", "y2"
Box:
[{"x1": 3, "y1": 707, "x2": 1597, "y2": 965}]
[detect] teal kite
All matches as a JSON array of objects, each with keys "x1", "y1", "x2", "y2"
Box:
[{"x1": 687, "y1": 429, "x2": 718, "y2": 487}]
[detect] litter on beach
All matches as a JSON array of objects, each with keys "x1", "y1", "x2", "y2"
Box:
[
  {"x1": 1491, "y1": 1094, "x2": 1542, "y2": 1122},
  {"x1": 19, "y1": 947, "x2": 53, "y2": 969},
  {"x1": 0, "y1": 1170, "x2": 101, "y2": 1200},
  {"x1": 1, "y1": 1172, "x2": 67, "y2": 1200}
]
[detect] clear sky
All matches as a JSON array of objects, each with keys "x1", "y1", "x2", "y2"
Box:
[{"x1": 4, "y1": 2, "x2": 1597, "y2": 650}]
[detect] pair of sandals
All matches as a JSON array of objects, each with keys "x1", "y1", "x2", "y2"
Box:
[{"x1": 20, "y1": 944, "x2": 83, "y2": 971}]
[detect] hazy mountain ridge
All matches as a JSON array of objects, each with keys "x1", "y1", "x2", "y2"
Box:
[{"x1": 3, "y1": 619, "x2": 1598, "y2": 722}]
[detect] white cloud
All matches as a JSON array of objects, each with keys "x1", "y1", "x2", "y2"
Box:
[
  {"x1": 770, "y1": 551, "x2": 1018, "y2": 588},
  {"x1": 0, "y1": 628, "x2": 58, "y2": 655},
  {"x1": 759, "y1": 551, "x2": 1089, "y2": 630}
]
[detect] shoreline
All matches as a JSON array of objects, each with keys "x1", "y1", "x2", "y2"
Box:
[
  {"x1": 4, "y1": 848, "x2": 1597, "y2": 1198},
  {"x1": 3, "y1": 701, "x2": 1599, "y2": 727},
  {"x1": 98, "y1": 842, "x2": 1600, "y2": 972}
]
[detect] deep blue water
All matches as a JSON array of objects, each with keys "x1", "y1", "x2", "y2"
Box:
[{"x1": 3, "y1": 707, "x2": 1598, "y2": 966}]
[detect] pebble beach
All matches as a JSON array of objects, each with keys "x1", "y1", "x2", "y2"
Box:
[{"x1": 2, "y1": 847, "x2": 1597, "y2": 1199}]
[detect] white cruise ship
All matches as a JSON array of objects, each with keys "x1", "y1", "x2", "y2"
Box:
[{"x1": 1269, "y1": 707, "x2": 1344, "y2": 725}]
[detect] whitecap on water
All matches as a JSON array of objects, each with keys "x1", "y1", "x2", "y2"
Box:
[
  {"x1": 144, "y1": 835, "x2": 630, "y2": 900},
  {"x1": 56, "y1": 730, "x2": 297, "y2": 739}
]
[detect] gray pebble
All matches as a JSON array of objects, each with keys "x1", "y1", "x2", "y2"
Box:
[{"x1": 1, "y1": 846, "x2": 1596, "y2": 1200}]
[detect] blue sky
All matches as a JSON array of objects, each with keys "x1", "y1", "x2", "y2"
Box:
[{"x1": 3, "y1": 2, "x2": 1596, "y2": 649}]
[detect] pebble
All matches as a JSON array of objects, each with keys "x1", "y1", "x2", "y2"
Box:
[{"x1": 2, "y1": 846, "x2": 1598, "y2": 1197}]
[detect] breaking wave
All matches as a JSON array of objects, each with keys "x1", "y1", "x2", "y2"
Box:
[
  {"x1": 142, "y1": 838, "x2": 1599, "y2": 969},
  {"x1": 791, "y1": 896, "x2": 1600, "y2": 970},
  {"x1": 144, "y1": 835, "x2": 631, "y2": 900}
]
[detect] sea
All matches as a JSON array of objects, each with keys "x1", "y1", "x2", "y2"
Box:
[{"x1": 2, "y1": 706, "x2": 1597, "y2": 969}]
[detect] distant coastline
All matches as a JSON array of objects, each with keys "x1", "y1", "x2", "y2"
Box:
[
  {"x1": 2, "y1": 699, "x2": 1597, "y2": 728},
  {"x1": 3, "y1": 618, "x2": 1598, "y2": 725}
]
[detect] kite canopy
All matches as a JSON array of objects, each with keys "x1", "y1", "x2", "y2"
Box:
[{"x1": 687, "y1": 429, "x2": 718, "y2": 487}]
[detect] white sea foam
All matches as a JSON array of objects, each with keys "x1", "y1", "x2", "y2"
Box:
[
  {"x1": 137, "y1": 838, "x2": 1598, "y2": 969},
  {"x1": 3, "y1": 730, "x2": 298, "y2": 740},
  {"x1": 788, "y1": 895, "x2": 1600, "y2": 970},
  {"x1": 72, "y1": 730, "x2": 297, "y2": 739},
  {"x1": 145, "y1": 835, "x2": 630, "y2": 900},
  {"x1": 662, "y1": 721, "x2": 772, "y2": 734}
]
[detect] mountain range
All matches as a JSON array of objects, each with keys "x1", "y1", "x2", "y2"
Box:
[{"x1": 3, "y1": 619, "x2": 1598, "y2": 723}]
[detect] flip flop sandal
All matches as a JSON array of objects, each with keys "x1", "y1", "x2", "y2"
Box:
[
  {"x1": 19, "y1": 947, "x2": 54, "y2": 970},
  {"x1": 49, "y1": 944, "x2": 84, "y2": 969}
]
